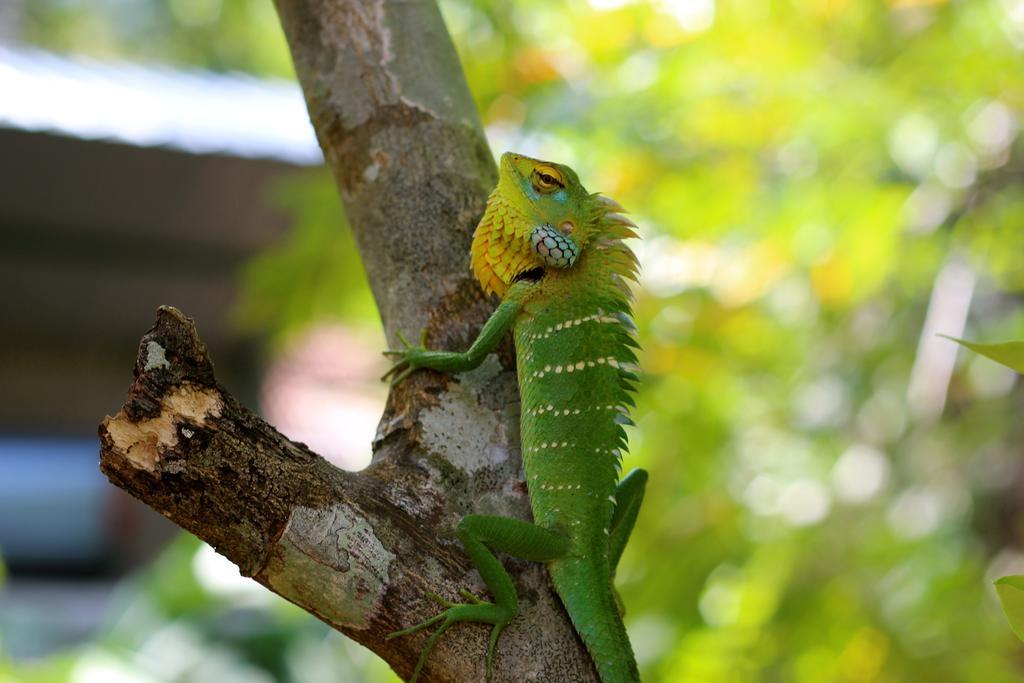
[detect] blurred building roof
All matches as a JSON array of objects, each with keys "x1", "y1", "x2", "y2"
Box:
[{"x1": 0, "y1": 45, "x2": 321, "y2": 165}]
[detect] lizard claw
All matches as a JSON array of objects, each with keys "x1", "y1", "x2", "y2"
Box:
[
  {"x1": 380, "y1": 362, "x2": 410, "y2": 384},
  {"x1": 425, "y1": 592, "x2": 457, "y2": 608},
  {"x1": 387, "y1": 590, "x2": 510, "y2": 683},
  {"x1": 424, "y1": 588, "x2": 486, "y2": 608},
  {"x1": 381, "y1": 328, "x2": 429, "y2": 385}
]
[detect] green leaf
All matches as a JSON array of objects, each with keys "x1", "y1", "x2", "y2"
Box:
[
  {"x1": 995, "y1": 575, "x2": 1024, "y2": 641},
  {"x1": 941, "y1": 336, "x2": 1024, "y2": 374}
]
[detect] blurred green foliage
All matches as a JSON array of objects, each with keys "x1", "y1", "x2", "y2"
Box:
[
  {"x1": 9, "y1": 0, "x2": 1024, "y2": 681},
  {"x1": 234, "y1": 172, "x2": 378, "y2": 345},
  {"x1": 995, "y1": 575, "x2": 1024, "y2": 643},
  {"x1": 21, "y1": 0, "x2": 294, "y2": 76},
  {"x1": 0, "y1": 535, "x2": 399, "y2": 683}
]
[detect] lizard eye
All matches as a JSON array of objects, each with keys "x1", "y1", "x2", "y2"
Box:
[{"x1": 532, "y1": 166, "x2": 564, "y2": 193}]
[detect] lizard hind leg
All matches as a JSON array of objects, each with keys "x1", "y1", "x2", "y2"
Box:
[
  {"x1": 609, "y1": 468, "x2": 648, "y2": 573},
  {"x1": 608, "y1": 468, "x2": 648, "y2": 618},
  {"x1": 388, "y1": 514, "x2": 569, "y2": 682}
]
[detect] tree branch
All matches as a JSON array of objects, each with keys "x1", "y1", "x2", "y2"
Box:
[{"x1": 98, "y1": 1, "x2": 598, "y2": 681}]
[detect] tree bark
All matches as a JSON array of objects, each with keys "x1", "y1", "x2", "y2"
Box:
[{"x1": 98, "y1": 1, "x2": 598, "y2": 681}]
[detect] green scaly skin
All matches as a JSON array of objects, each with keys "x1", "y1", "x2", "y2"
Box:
[{"x1": 385, "y1": 152, "x2": 645, "y2": 683}]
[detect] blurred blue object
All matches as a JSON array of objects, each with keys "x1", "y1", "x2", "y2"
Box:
[{"x1": 0, "y1": 437, "x2": 111, "y2": 568}]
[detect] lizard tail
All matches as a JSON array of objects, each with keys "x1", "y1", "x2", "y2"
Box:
[{"x1": 551, "y1": 558, "x2": 640, "y2": 683}]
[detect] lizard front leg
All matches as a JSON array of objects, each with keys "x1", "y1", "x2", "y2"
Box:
[
  {"x1": 388, "y1": 515, "x2": 568, "y2": 682},
  {"x1": 383, "y1": 285, "x2": 526, "y2": 384}
]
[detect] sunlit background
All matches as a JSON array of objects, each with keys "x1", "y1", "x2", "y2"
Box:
[{"x1": 1, "y1": 0, "x2": 1023, "y2": 681}]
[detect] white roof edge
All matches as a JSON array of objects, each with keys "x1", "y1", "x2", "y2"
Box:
[{"x1": 0, "y1": 45, "x2": 323, "y2": 166}]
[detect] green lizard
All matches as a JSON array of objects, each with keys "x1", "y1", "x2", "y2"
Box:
[{"x1": 385, "y1": 152, "x2": 645, "y2": 683}]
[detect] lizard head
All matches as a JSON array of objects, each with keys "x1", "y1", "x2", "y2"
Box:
[
  {"x1": 500, "y1": 153, "x2": 593, "y2": 239},
  {"x1": 472, "y1": 152, "x2": 630, "y2": 297}
]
